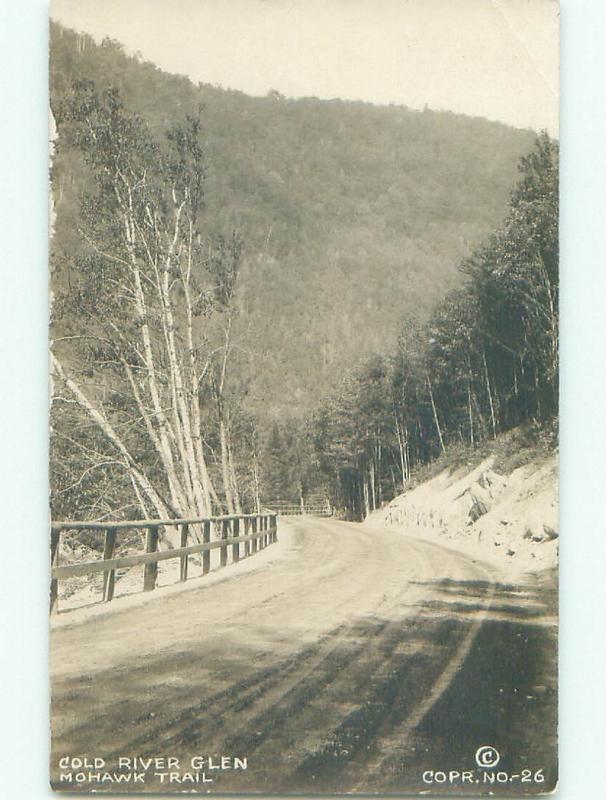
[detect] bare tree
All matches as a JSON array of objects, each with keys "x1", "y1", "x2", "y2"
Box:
[{"x1": 51, "y1": 84, "x2": 242, "y2": 537}]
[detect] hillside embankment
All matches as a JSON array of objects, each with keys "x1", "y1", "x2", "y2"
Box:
[{"x1": 368, "y1": 433, "x2": 558, "y2": 576}]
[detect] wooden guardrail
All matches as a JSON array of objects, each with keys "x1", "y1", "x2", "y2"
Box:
[
  {"x1": 50, "y1": 512, "x2": 278, "y2": 613},
  {"x1": 263, "y1": 502, "x2": 332, "y2": 517}
]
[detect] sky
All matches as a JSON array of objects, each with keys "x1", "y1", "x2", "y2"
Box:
[{"x1": 51, "y1": 0, "x2": 559, "y2": 135}]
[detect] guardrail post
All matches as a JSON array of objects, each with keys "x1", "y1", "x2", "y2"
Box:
[
  {"x1": 252, "y1": 516, "x2": 258, "y2": 552},
  {"x1": 203, "y1": 520, "x2": 211, "y2": 574},
  {"x1": 220, "y1": 519, "x2": 229, "y2": 567},
  {"x1": 265, "y1": 515, "x2": 270, "y2": 546},
  {"x1": 102, "y1": 527, "x2": 117, "y2": 601},
  {"x1": 271, "y1": 515, "x2": 277, "y2": 543},
  {"x1": 179, "y1": 523, "x2": 189, "y2": 582},
  {"x1": 259, "y1": 515, "x2": 265, "y2": 550},
  {"x1": 244, "y1": 517, "x2": 250, "y2": 556},
  {"x1": 143, "y1": 526, "x2": 159, "y2": 591},
  {"x1": 232, "y1": 517, "x2": 240, "y2": 562},
  {"x1": 50, "y1": 528, "x2": 60, "y2": 614}
]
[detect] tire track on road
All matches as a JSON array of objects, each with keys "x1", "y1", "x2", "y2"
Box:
[
  {"x1": 348, "y1": 542, "x2": 498, "y2": 792},
  {"x1": 123, "y1": 525, "x2": 423, "y2": 758},
  {"x1": 72, "y1": 519, "x2": 407, "y2": 760},
  {"x1": 51, "y1": 517, "x2": 509, "y2": 795}
]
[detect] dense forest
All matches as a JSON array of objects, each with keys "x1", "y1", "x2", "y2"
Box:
[
  {"x1": 313, "y1": 134, "x2": 558, "y2": 517},
  {"x1": 49, "y1": 22, "x2": 556, "y2": 523}
]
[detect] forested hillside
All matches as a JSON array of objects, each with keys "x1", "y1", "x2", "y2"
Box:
[
  {"x1": 49, "y1": 22, "x2": 553, "y2": 521},
  {"x1": 314, "y1": 134, "x2": 558, "y2": 518},
  {"x1": 50, "y1": 23, "x2": 535, "y2": 417}
]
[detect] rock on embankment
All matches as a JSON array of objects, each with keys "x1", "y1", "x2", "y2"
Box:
[{"x1": 370, "y1": 455, "x2": 558, "y2": 572}]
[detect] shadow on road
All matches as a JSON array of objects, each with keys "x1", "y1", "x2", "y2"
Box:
[
  {"x1": 282, "y1": 573, "x2": 557, "y2": 795},
  {"x1": 51, "y1": 571, "x2": 557, "y2": 795},
  {"x1": 375, "y1": 572, "x2": 558, "y2": 794}
]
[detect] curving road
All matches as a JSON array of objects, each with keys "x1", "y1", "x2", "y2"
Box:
[{"x1": 50, "y1": 517, "x2": 557, "y2": 794}]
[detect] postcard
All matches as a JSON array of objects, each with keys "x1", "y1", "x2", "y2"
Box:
[{"x1": 49, "y1": 1, "x2": 559, "y2": 793}]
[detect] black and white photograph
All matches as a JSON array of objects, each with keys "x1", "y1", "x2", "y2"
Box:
[{"x1": 48, "y1": 0, "x2": 559, "y2": 794}]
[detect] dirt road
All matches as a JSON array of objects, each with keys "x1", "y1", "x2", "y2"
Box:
[{"x1": 50, "y1": 517, "x2": 557, "y2": 794}]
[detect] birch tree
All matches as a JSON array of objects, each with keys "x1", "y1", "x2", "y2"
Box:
[{"x1": 51, "y1": 83, "x2": 241, "y2": 533}]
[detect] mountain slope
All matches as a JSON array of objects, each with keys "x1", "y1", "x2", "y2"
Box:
[{"x1": 50, "y1": 22, "x2": 537, "y2": 416}]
